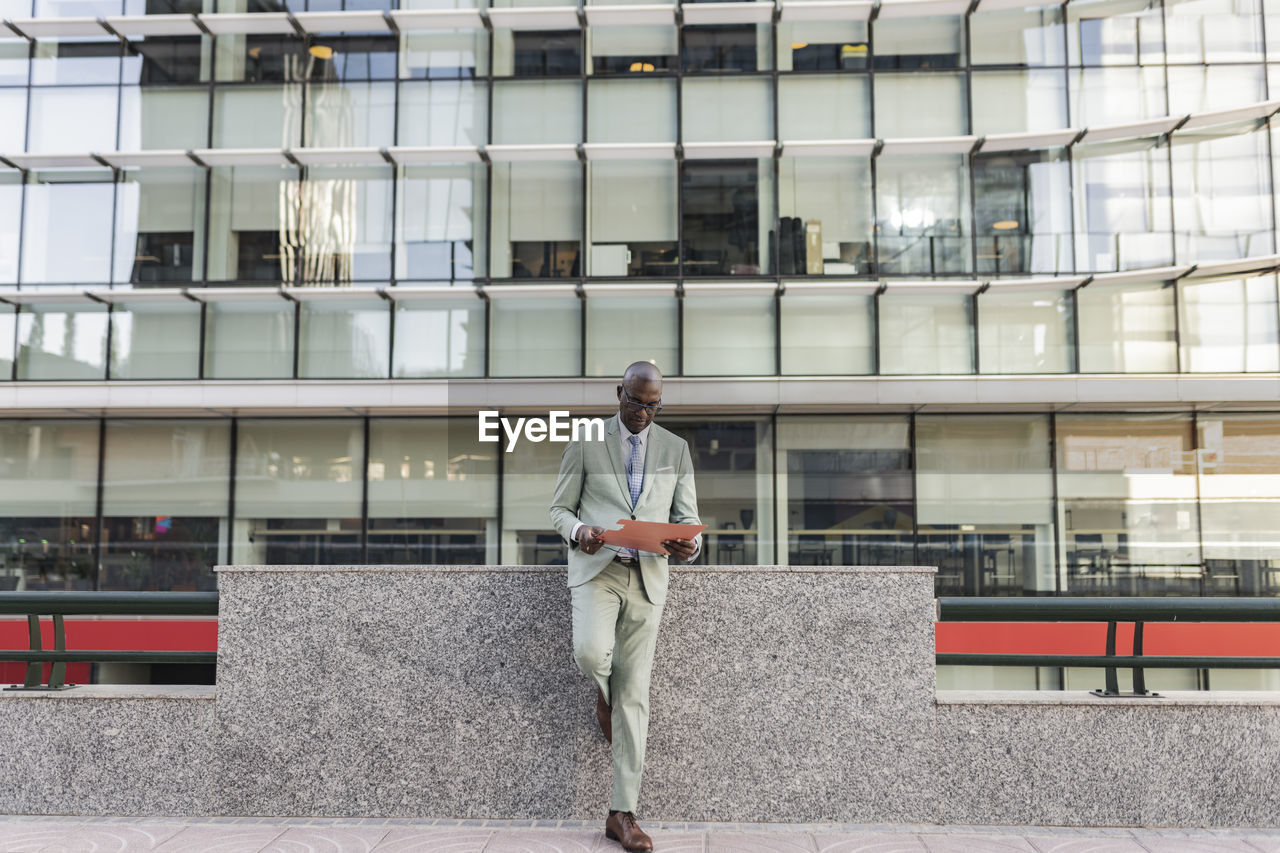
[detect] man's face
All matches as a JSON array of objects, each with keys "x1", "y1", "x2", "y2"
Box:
[{"x1": 617, "y1": 378, "x2": 662, "y2": 434}]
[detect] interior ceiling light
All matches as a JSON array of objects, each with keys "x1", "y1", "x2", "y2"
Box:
[
  {"x1": 992, "y1": 220, "x2": 1020, "y2": 230},
  {"x1": 309, "y1": 44, "x2": 335, "y2": 60},
  {"x1": 791, "y1": 42, "x2": 808, "y2": 49}
]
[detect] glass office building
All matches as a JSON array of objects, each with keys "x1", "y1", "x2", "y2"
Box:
[{"x1": 1, "y1": 0, "x2": 1279, "y2": 610}]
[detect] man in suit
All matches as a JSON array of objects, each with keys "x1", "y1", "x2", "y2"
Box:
[{"x1": 549, "y1": 361, "x2": 702, "y2": 853}]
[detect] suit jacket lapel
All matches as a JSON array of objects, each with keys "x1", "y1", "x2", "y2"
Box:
[{"x1": 605, "y1": 415, "x2": 633, "y2": 507}]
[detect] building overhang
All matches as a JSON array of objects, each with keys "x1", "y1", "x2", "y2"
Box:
[{"x1": 1, "y1": 376, "x2": 1277, "y2": 418}]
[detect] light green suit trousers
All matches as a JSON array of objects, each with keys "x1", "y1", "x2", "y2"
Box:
[{"x1": 550, "y1": 418, "x2": 702, "y2": 812}]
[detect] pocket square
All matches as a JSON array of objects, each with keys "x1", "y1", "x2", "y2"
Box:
[{"x1": 656, "y1": 465, "x2": 674, "y2": 472}]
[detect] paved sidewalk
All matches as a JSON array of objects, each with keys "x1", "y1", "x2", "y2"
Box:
[{"x1": 2, "y1": 817, "x2": 1280, "y2": 853}]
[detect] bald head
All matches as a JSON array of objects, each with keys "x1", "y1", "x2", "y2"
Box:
[{"x1": 623, "y1": 361, "x2": 663, "y2": 388}]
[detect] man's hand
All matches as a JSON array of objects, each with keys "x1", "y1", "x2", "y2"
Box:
[
  {"x1": 662, "y1": 538, "x2": 696, "y2": 562},
  {"x1": 576, "y1": 525, "x2": 606, "y2": 555}
]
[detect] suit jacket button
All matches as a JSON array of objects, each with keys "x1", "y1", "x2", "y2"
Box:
[{"x1": 631, "y1": 514, "x2": 636, "y2": 520}]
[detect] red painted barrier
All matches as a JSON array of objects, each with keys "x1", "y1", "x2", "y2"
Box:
[{"x1": 1, "y1": 619, "x2": 1275, "y2": 686}]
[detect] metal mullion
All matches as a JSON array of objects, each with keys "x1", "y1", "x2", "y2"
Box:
[
  {"x1": 971, "y1": 291, "x2": 980, "y2": 374},
  {"x1": 871, "y1": 288, "x2": 880, "y2": 375},
  {"x1": 1061, "y1": 0, "x2": 1077, "y2": 284},
  {"x1": 581, "y1": 21, "x2": 589, "y2": 281},
  {"x1": 200, "y1": 42, "x2": 215, "y2": 286},
  {"x1": 909, "y1": 411, "x2": 919, "y2": 571},
  {"x1": 1049, "y1": 411, "x2": 1062, "y2": 595},
  {"x1": 495, "y1": 404, "x2": 505, "y2": 564},
  {"x1": 15, "y1": 28, "x2": 31, "y2": 290},
  {"x1": 482, "y1": 293, "x2": 490, "y2": 378},
  {"x1": 770, "y1": 407, "x2": 779, "y2": 566},
  {"x1": 389, "y1": 114, "x2": 400, "y2": 287},
  {"x1": 675, "y1": 33, "x2": 684, "y2": 285},
  {"x1": 675, "y1": 284, "x2": 686, "y2": 373},
  {"x1": 1190, "y1": 409, "x2": 1206, "y2": 595},
  {"x1": 103, "y1": 303, "x2": 114, "y2": 380},
  {"x1": 360, "y1": 415, "x2": 370, "y2": 564},
  {"x1": 1070, "y1": 286, "x2": 1082, "y2": 373},
  {"x1": 482, "y1": 22, "x2": 494, "y2": 288},
  {"x1": 291, "y1": 298, "x2": 301, "y2": 379},
  {"x1": 386, "y1": 293, "x2": 395, "y2": 380},
  {"x1": 770, "y1": 12, "x2": 780, "y2": 285},
  {"x1": 226, "y1": 417, "x2": 238, "y2": 566},
  {"x1": 197, "y1": 302, "x2": 208, "y2": 379},
  {"x1": 14, "y1": 170, "x2": 28, "y2": 292},
  {"x1": 6, "y1": 303, "x2": 17, "y2": 381},
  {"x1": 92, "y1": 418, "x2": 106, "y2": 592},
  {"x1": 963, "y1": 8, "x2": 978, "y2": 283}
]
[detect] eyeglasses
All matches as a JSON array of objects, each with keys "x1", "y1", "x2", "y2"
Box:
[{"x1": 622, "y1": 389, "x2": 663, "y2": 415}]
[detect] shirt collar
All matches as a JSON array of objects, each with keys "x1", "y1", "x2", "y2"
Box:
[{"x1": 617, "y1": 412, "x2": 651, "y2": 445}]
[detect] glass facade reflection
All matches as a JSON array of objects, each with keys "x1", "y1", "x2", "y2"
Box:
[
  {"x1": 1, "y1": 0, "x2": 1279, "y2": 617},
  {"x1": 0, "y1": 412, "x2": 1272, "y2": 600},
  {"x1": 2, "y1": 0, "x2": 1280, "y2": 289}
]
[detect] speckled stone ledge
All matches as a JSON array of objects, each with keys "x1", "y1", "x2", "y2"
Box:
[
  {"x1": 0, "y1": 684, "x2": 215, "y2": 701},
  {"x1": 214, "y1": 564, "x2": 937, "y2": 575},
  {"x1": 939, "y1": 690, "x2": 1280, "y2": 707}
]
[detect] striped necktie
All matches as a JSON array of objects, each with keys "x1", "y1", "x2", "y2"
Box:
[{"x1": 624, "y1": 434, "x2": 642, "y2": 560}]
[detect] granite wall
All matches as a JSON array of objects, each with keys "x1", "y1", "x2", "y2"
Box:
[
  {"x1": 3, "y1": 565, "x2": 1279, "y2": 826},
  {"x1": 0, "y1": 685, "x2": 215, "y2": 816},
  {"x1": 935, "y1": 692, "x2": 1280, "y2": 827},
  {"x1": 211, "y1": 565, "x2": 938, "y2": 822}
]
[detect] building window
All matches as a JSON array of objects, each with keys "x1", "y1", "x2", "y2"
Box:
[
  {"x1": 16, "y1": 302, "x2": 109, "y2": 381},
  {"x1": 973, "y1": 149, "x2": 1073, "y2": 277},
  {"x1": 0, "y1": 421, "x2": 100, "y2": 592},
  {"x1": 917, "y1": 415, "x2": 1056, "y2": 596},
  {"x1": 109, "y1": 300, "x2": 202, "y2": 380},
  {"x1": 100, "y1": 420, "x2": 228, "y2": 592},
  {"x1": 1056, "y1": 415, "x2": 1201, "y2": 596},
  {"x1": 233, "y1": 420, "x2": 364, "y2": 566},
  {"x1": 682, "y1": 161, "x2": 771, "y2": 277},
  {"x1": 682, "y1": 25, "x2": 770, "y2": 72},
  {"x1": 366, "y1": 418, "x2": 497, "y2": 565}
]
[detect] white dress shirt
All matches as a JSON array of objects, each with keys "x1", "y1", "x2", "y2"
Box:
[{"x1": 570, "y1": 413, "x2": 701, "y2": 562}]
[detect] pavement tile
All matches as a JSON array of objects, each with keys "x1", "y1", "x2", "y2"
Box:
[
  {"x1": 811, "y1": 834, "x2": 928, "y2": 853},
  {"x1": 1245, "y1": 839, "x2": 1280, "y2": 853},
  {"x1": 257, "y1": 827, "x2": 392, "y2": 853},
  {"x1": 367, "y1": 828, "x2": 492, "y2": 853},
  {"x1": 479, "y1": 829, "x2": 603, "y2": 853},
  {"x1": 819, "y1": 835, "x2": 931, "y2": 845},
  {"x1": 920, "y1": 835, "x2": 1037, "y2": 853},
  {"x1": 706, "y1": 833, "x2": 816, "y2": 853},
  {"x1": 1130, "y1": 842, "x2": 1264, "y2": 853},
  {"x1": 645, "y1": 831, "x2": 704, "y2": 853},
  {"x1": 151, "y1": 826, "x2": 288, "y2": 853},
  {"x1": 34, "y1": 824, "x2": 190, "y2": 853},
  {"x1": 1026, "y1": 839, "x2": 1152, "y2": 853},
  {"x1": 0, "y1": 826, "x2": 85, "y2": 853}
]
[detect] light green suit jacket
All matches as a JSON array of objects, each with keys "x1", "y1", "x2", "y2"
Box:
[{"x1": 549, "y1": 417, "x2": 701, "y2": 607}]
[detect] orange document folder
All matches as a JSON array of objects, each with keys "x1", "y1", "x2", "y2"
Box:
[{"x1": 598, "y1": 520, "x2": 708, "y2": 556}]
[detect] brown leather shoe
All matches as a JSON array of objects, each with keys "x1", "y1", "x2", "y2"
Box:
[
  {"x1": 595, "y1": 686, "x2": 612, "y2": 744},
  {"x1": 605, "y1": 810, "x2": 652, "y2": 852}
]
